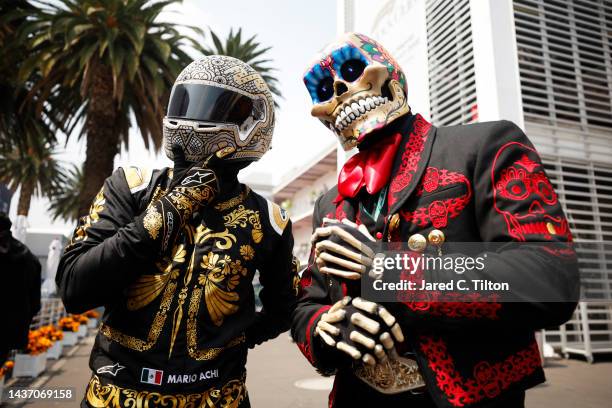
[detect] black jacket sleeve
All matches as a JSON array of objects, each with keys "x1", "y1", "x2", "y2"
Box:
[
  {"x1": 246, "y1": 220, "x2": 298, "y2": 347},
  {"x1": 395, "y1": 121, "x2": 579, "y2": 331},
  {"x1": 56, "y1": 168, "x2": 158, "y2": 313},
  {"x1": 290, "y1": 196, "x2": 345, "y2": 375}
]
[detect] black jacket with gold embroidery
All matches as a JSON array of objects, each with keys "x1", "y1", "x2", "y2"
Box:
[
  {"x1": 291, "y1": 114, "x2": 579, "y2": 408},
  {"x1": 57, "y1": 167, "x2": 298, "y2": 405}
]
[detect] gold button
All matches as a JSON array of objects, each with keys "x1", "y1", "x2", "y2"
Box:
[
  {"x1": 408, "y1": 234, "x2": 427, "y2": 252},
  {"x1": 428, "y1": 229, "x2": 445, "y2": 246},
  {"x1": 546, "y1": 222, "x2": 556, "y2": 235},
  {"x1": 388, "y1": 214, "x2": 400, "y2": 232}
]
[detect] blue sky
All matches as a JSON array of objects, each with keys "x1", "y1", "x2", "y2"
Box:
[{"x1": 17, "y1": 0, "x2": 339, "y2": 233}]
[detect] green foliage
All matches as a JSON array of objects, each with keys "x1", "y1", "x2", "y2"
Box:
[
  {"x1": 48, "y1": 164, "x2": 83, "y2": 222},
  {"x1": 0, "y1": 133, "x2": 66, "y2": 207},
  {"x1": 197, "y1": 28, "x2": 282, "y2": 106},
  {"x1": 17, "y1": 0, "x2": 197, "y2": 150}
]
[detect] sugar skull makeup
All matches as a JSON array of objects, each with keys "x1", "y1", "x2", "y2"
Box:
[{"x1": 304, "y1": 33, "x2": 410, "y2": 150}]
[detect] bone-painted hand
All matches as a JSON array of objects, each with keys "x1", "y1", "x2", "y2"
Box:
[
  {"x1": 311, "y1": 218, "x2": 376, "y2": 280},
  {"x1": 136, "y1": 146, "x2": 233, "y2": 252},
  {"x1": 315, "y1": 297, "x2": 403, "y2": 366}
]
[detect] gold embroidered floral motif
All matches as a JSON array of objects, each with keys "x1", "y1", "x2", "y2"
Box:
[
  {"x1": 69, "y1": 187, "x2": 106, "y2": 246},
  {"x1": 214, "y1": 186, "x2": 251, "y2": 211},
  {"x1": 142, "y1": 205, "x2": 163, "y2": 240},
  {"x1": 99, "y1": 280, "x2": 176, "y2": 351},
  {"x1": 126, "y1": 245, "x2": 185, "y2": 310},
  {"x1": 86, "y1": 374, "x2": 247, "y2": 408},
  {"x1": 239, "y1": 244, "x2": 255, "y2": 261},
  {"x1": 224, "y1": 205, "x2": 263, "y2": 243},
  {"x1": 187, "y1": 285, "x2": 246, "y2": 360},
  {"x1": 101, "y1": 244, "x2": 184, "y2": 349},
  {"x1": 197, "y1": 251, "x2": 246, "y2": 326}
]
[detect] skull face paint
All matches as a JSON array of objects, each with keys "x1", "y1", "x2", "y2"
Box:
[
  {"x1": 304, "y1": 33, "x2": 410, "y2": 150},
  {"x1": 492, "y1": 142, "x2": 571, "y2": 242}
]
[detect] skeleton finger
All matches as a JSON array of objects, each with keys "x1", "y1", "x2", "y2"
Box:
[
  {"x1": 390, "y1": 323, "x2": 405, "y2": 343},
  {"x1": 362, "y1": 353, "x2": 376, "y2": 366},
  {"x1": 321, "y1": 310, "x2": 346, "y2": 323},
  {"x1": 340, "y1": 219, "x2": 376, "y2": 242},
  {"x1": 317, "y1": 252, "x2": 367, "y2": 273},
  {"x1": 349, "y1": 330, "x2": 376, "y2": 350},
  {"x1": 378, "y1": 306, "x2": 405, "y2": 343},
  {"x1": 352, "y1": 297, "x2": 380, "y2": 315},
  {"x1": 329, "y1": 226, "x2": 376, "y2": 258},
  {"x1": 317, "y1": 321, "x2": 340, "y2": 336},
  {"x1": 316, "y1": 328, "x2": 337, "y2": 347},
  {"x1": 380, "y1": 332, "x2": 395, "y2": 350},
  {"x1": 311, "y1": 226, "x2": 334, "y2": 245},
  {"x1": 328, "y1": 298, "x2": 349, "y2": 314},
  {"x1": 374, "y1": 344, "x2": 388, "y2": 362},
  {"x1": 337, "y1": 342, "x2": 362, "y2": 360},
  {"x1": 320, "y1": 266, "x2": 361, "y2": 280},
  {"x1": 380, "y1": 332, "x2": 400, "y2": 359},
  {"x1": 315, "y1": 240, "x2": 373, "y2": 266},
  {"x1": 350, "y1": 312, "x2": 381, "y2": 335}
]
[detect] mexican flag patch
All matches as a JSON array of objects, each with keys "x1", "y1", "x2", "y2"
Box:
[{"x1": 140, "y1": 367, "x2": 163, "y2": 385}]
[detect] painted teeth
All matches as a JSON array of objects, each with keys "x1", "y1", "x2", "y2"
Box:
[{"x1": 334, "y1": 95, "x2": 389, "y2": 131}]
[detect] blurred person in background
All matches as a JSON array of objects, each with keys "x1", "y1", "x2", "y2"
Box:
[{"x1": 0, "y1": 212, "x2": 41, "y2": 364}]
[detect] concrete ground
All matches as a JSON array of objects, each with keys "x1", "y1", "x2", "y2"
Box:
[{"x1": 2, "y1": 332, "x2": 612, "y2": 407}]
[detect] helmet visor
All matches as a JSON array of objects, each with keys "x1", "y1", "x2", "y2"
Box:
[{"x1": 167, "y1": 83, "x2": 255, "y2": 125}]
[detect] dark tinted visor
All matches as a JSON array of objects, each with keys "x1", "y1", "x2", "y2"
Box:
[{"x1": 167, "y1": 83, "x2": 254, "y2": 125}]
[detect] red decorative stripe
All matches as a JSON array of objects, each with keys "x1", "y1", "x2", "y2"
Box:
[
  {"x1": 388, "y1": 114, "x2": 432, "y2": 209},
  {"x1": 298, "y1": 305, "x2": 332, "y2": 364},
  {"x1": 419, "y1": 335, "x2": 541, "y2": 407}
]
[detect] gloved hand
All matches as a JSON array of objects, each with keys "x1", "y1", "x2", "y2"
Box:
[
  {"x1": 311, "y1": 218, "x2": 376, "y2": 280},
  {"x1": 315, "y1": 297, "x2": 405, "y2": 366},
  {"x1": 136, "y1": 145, "x2": 234, "y2": 252}
]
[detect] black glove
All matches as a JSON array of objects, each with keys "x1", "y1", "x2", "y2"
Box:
[
  {"x1": 135, "y1": 145, "x2": 231, "y2": 253},
  {"x1": 311, "y1": 218, "x2": 376, "y2": 280},
  {"x1": 315, "y1": 297, "x2": 405, "y2": 366}
]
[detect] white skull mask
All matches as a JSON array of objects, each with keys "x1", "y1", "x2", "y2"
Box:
[{"x1": 304, "y1": 33, "x2": 410, "y2": 150}]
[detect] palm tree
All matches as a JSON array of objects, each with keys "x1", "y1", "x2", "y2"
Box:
[
  {"x1": 198, "y1": 28, "x2": 282, "y2": 105},
  {"x1": 19, "y1": 0, "x2": 196, "y2": 215},
  {"x1": 0, "y1": 134, "x2": 66, "y2": 217},
  {"x1": 48, "y1": 164, "x2": 83, "y2": 222},
  {"x1": 0, "y1": 0, "x2": 72, "y2": 220}
]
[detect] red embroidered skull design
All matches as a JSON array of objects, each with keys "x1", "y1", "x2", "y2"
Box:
[{"x1": 492, "y1": 142, "x2": 571, "y2": 241}]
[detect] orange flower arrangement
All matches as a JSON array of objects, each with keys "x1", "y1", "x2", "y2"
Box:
[
  {"x1": 39, "y1": 325, "x2": 64, "y2": 341},
  {"x1": 73, "y1": 314, "x2": 89, "y2": 324},
  {"x1": 26, "y1": 329, "x2": 53, "y2": 355},
  {"x1": 58, "y1": 316, "x2": 80, "y2": 332},
  {"x1": 84, "y1": 310, "x2": 100, "y2": 319},
  {"x1": 0, "y1": 361, "x2": 14, "y2": 378}
]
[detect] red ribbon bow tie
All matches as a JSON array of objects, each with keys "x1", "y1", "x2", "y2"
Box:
[{"x1": 336, "y1": 133, "x2": 402, "y2": 200}]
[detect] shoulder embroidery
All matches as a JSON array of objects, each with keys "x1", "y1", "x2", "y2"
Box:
[
  {"x1": 123, "y1": 166, "x2": 152, "y2": 194},
  {"x1": 267, "y1": 200, "x2": 289, "y2": 235}
]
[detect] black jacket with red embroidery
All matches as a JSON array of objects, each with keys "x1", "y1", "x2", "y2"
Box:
[{"x1": 291, "y1": 114, "x2": 579, "y2": 408}]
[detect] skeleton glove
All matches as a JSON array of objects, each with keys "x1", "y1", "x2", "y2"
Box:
[
  {"x1": 136, "y1": 145, "x2": 232, "y2": 253},
  {"x1": 311, "y1": 218, "x2": 376, "y2": 280},
  {"x1": 315, "y1": 297, "x2": 405, "y2": 366}
]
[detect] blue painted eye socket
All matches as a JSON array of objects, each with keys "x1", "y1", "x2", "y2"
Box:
[
  {"x1": 304, "y1": 45, "x2": 368, "y2": 104},
  {"x1": 331, "y1": 45, "x2": 368, "y2": 82},
  {"x1": 304, "y1": 64, "x2": 333, "y2": 103}
]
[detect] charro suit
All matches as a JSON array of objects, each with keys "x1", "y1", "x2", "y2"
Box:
[
  {"x1": 292, "y1": 113, "x2": 578, "y2": 407},
  {"x1": 57, "y1": 167, "x2": 298, "y2": 407}
]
